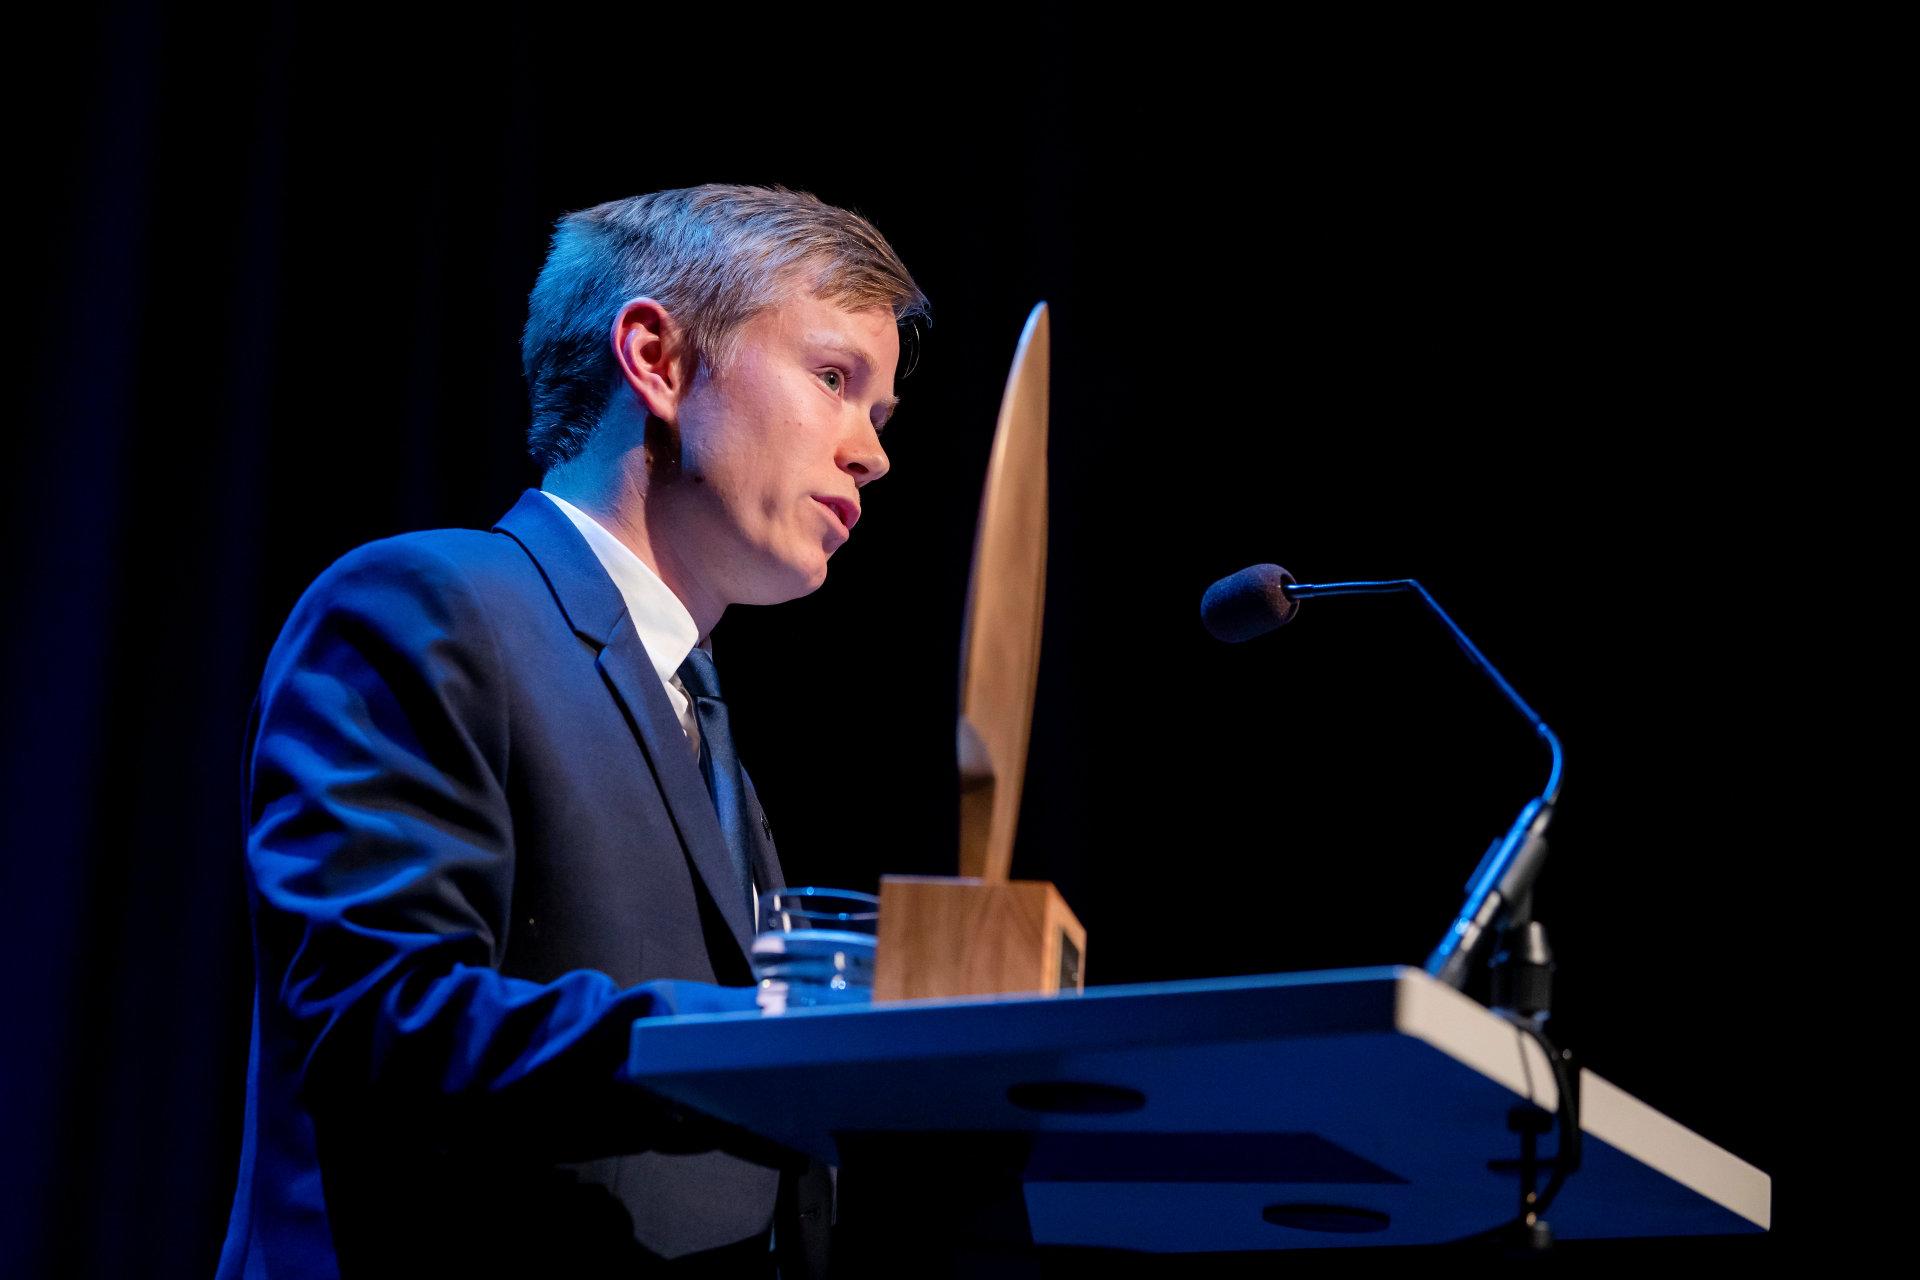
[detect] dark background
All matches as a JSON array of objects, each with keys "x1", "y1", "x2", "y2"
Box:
[{"x1": 3, "y1": 5, "x2": 1811, "y2": 1274}]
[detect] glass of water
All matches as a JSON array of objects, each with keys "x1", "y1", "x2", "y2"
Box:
[{"x1": 753, "y1": 887, "x2": 880, "y2": 1013}]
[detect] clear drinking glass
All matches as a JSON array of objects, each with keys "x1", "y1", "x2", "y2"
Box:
[{"x1": 752, "y1": 887, "x2": 880, "y2": 1013}]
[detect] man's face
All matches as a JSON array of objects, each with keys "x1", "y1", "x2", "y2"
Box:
[{"x1": 661, "y1": 291, "x2": 900, "y2": 609}]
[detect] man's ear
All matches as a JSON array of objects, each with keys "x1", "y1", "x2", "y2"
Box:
[{"x1": 610, "y1": 298, "x2": 686, "y2": 424}]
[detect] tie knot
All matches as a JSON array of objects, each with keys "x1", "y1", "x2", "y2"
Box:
[{"x1": 677, "y1": 647, "x2": 722, "y2": 700}]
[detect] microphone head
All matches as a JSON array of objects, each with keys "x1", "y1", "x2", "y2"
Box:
[{"x1": 1201, "y1": 564, "x2": 1299, "y2": 643}]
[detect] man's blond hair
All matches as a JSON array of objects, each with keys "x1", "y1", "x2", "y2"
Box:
[{"x1": 522, "y1": 185, "x2": 930, "y2": 470}]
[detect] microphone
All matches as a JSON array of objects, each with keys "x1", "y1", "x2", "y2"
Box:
[
  {"x1": 1199, "y1": 563, "x2": 1565, "y2": 993},
  {"x1": 1200, "y1": 562, "x2": 1587, "y2": 1226},
  {"x1": 1200, "y1": 564, "x2": 1299, "y2": 642}
]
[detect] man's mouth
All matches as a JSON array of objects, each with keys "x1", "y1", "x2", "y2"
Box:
[{"x1": 813, "y1": 496, "x2": 860, "y2": 533}]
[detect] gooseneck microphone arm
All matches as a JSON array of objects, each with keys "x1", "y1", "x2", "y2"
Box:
[
  {"x1": 1200, "y1": 566, "x2": 1562, "y2": 991},
  {"x1": 1287, "y1": 577, "x2": 1560, "y2": 990},
  {"x1": 1284, "y1": 578, "x2": 1563, "y2": 807}
]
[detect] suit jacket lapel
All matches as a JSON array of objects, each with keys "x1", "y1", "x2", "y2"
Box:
[
  {"x1": 741, "y1": 767, "x2": 786, "y2": 895},
  {"x1": 494, "y1": 490, "x2": 757, "y2": 964}
]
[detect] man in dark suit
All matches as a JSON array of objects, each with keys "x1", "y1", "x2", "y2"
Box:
[{"x1": 217, "y1": 186, "x2": 928, "y2": 1277}]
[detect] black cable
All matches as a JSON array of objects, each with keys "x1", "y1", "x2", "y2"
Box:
[
  {"x1": 1501, "y1": 1012, "x2": 1582, "y2": 1216},
  {"x1": 1445, "y1": 1016, "x2": 1583, "y2": 1254}
]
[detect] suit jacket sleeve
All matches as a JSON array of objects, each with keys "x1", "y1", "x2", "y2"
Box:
[{"x1": 246, "y1": 536, "x2": 733, "y2": 1162}]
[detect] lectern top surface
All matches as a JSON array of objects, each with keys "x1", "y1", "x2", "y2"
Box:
[{"x1": 625, "y1": 967, "x2": 1769, "y2": 1251}]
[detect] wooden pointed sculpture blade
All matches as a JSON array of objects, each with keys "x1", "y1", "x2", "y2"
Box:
[{"x1": 956, "y1": 302, "x2": 1050, "y2": 883}]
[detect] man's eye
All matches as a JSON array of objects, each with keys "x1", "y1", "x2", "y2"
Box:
[{"x1": 820, "y1": 369, "x2": 845, "y2": 393}]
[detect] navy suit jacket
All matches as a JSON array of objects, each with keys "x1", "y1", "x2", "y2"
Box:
[{"x1": 218, "y1": 490, "x2": 827, "y2": 1278}]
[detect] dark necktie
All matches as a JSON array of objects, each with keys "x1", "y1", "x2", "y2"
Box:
[{"x1": 676, "y1": 648, "x2": 758, "y2": 925}]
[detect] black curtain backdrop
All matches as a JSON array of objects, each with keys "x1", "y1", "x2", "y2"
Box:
[{"x1": 3, "y1": 5, "x2": 1803, "y2": 1274}]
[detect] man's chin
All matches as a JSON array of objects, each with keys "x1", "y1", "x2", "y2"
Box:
[
  {"x1": 796, "y1": 559, "x2": 830, "y2": 596},
  {"x1": 740, "y1": 560, "x2": 829, "y2": 606}
]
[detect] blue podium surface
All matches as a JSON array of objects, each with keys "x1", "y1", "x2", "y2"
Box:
[{"x1": 626, "y1": 965, "x2": 1769, "y2": 1253}]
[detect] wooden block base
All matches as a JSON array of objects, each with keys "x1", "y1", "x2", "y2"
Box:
[{"x1": 873, "y1": 876, "x2": 1086, "y2": 1002}]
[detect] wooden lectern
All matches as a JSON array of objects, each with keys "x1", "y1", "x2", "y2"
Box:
[{"x1": 872, "y1": 303, "x2": 1088, "y2": 1002}]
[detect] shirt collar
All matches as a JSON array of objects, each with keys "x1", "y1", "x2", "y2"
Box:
[{"x1": 540, "y1": 490, "x2": 702, "y2": 684}]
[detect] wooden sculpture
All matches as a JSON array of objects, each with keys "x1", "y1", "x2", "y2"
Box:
[{"x1": 873, "y1": 303, "x2": 1087, "y2": 1002}]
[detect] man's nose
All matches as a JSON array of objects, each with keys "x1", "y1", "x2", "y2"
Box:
[{"x1": 840, "y1": 420, "x2": 890, "y2": 486}]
